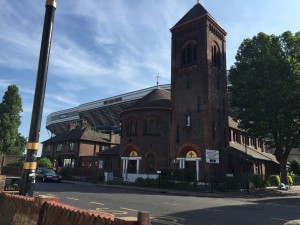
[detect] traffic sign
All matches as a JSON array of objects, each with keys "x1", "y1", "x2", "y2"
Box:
[{"x1": 206, "y1": 149, "x2": 219, "y2": 164}]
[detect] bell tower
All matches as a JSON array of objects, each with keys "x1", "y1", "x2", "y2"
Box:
[{"x1": 169, "y1": 2, "x2": 228, "y2": 180}]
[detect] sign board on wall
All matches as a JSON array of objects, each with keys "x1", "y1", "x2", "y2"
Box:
[{"x1": 205, "y1": 149, "x2": 219, "y2": 164}]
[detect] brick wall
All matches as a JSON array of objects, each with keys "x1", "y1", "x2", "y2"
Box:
[{"x1": 0, "y1": 193, "x2": 150, "y2": 225}]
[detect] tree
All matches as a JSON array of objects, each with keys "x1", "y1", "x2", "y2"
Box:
[
  {"x1": 228, "y1": 32, "x2": 300, "y2": 183},
  {"x1": 0, "y1": 85, "x2": 26, "y2": 155},
  {"x1": 37, "y1": 157, "x2": 53, "y2": 168},
  {"x1": 289, "y1": 159, "x2": 300, "y2": 175}
]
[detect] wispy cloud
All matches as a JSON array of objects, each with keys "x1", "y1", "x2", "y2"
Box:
[{"x1": 1, "y1": 0, "x2": 300, "y2": 153}]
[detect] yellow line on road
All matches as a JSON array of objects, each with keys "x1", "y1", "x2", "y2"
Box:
[
  {"x1": 151, "y1": 218, "x2": 184, "y2": 225},
  {"x1": 150, "y1": 215, "x2": 186, "y2": 225}
]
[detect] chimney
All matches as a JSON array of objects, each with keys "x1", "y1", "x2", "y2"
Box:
[
  {"x1": 69, "y1": 121, "x2": 76, "y2": 130},
  {"x1": 81, "y1": 119, "x2": 89, "y2": 128},
  {"x1": 110, "y1": 131, "x2": 115, "y2": 143}
]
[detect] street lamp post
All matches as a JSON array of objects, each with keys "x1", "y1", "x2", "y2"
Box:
[
  {"x1": 19, "y1": 0, "x2": 57, "y2": 196},
  {"x1": 244, "y1": 142, "x2": 250, "y2": 194}
]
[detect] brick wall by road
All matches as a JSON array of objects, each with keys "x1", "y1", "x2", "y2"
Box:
[{"x1": 0, "y1": 192, "x2": 151, "y2": 225}]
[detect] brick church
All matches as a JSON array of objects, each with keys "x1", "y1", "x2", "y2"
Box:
[
  {"x1": 120, "y1": 2, "x2": 228, "y2": 181},
  {"x1": 42, "y1": 1, "x2": 279, "y2": 182}
]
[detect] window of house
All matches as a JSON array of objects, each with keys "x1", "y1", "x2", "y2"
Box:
[
  {"x1": 181, "y1": 42, "x2": 197, "y2": 65},
  {"x1": 69, "y1": 142, "x2": 75, "y2": 151},
  {"x1": 56, "y1": 144, "x2": 62, "y2": 152},
  {"x1": 100, "y1": 145, "x2": 109, "y2": 151},
  {"x1": 144, "y1": 119, "x2": 159, "y2": 136},
  {"x1": 46, "y1": 145, "x2": 51, "y2": 152}
]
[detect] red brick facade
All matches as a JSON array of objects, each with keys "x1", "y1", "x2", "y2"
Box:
[
  {"x1": 121, "y1": 105, "x2": 171, "y2": 174},
  {"x1": 169, "y1": 3, "x2": 229, "y2": 180}
]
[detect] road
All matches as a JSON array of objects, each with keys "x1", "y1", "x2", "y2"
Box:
[{"x1": 35, "y1": 181, "x2": 300, "y2": 225}]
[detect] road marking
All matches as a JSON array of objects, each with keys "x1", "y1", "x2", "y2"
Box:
[
  {"x1": 120, "y1": 207, "x2": 139, "y2": 212},
  {"x1": 38, "y1": 193, "x2": 58, "y2": 197},
  {"x1": 65, "y1": 197, "x2": 79, "y2": 201},
  {"x1": 94, "y1": 208, "x2": 128, "y2": 215},
  {"x1": 151, "y1": 215, "x2": 186, "y2": 225},
  {"x1": 271, "y1": 218, "x2": 288, "y2": 222},
  {"x1": 90, "y1": 202, "x2": 104, "y2": 205},
  {"x1": 205, "y1": 209, "x2": 221, "y2": 212},
  {"x1": 163, "y1": 202, "x2": 180, "y2": 206}
]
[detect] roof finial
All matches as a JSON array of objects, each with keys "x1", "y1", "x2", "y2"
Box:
[
  {"x1": 156, "y1": 73, "x2": 160, "y2": 88},
  {"x1": 197, "y1": 0, "x2": 200, "y2": 4}
]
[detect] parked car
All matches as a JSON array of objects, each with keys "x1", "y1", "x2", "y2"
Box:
[{"x1": 36, "y1": 168, "x2": 62, "y2": 182}]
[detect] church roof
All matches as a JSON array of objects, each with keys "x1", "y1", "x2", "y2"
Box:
[
  {"x1": 125, "y1": 88, "x2": 171, "y2": 110},
  {"x1": 171, "y1": 2, "x2": 209, "y2": 29},
  {"x1": 42, "y1": 127, "x2": 112, "y2": 144}
]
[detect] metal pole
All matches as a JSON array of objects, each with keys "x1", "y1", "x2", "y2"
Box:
[
  {"x1": 19, "y1": 0, "x2": 56, "y2": 196},
  {"x1": 245, "y1": 143, "x2": 250, "y2": 194}
]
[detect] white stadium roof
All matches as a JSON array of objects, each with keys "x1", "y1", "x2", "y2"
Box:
[{"x1": 46, "y1": 84, "x2": 170, "y2": 135}]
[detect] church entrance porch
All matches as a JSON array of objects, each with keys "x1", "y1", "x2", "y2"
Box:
[
  {"x1": 121, "y1": 157, "x2": 142, "y2": 180},
  {"x1": 176, "y1": 157, "x2": 201, "y2": 181},
  {"x1": 176, "y1": 146, "x2": 202, "y2": 181}
]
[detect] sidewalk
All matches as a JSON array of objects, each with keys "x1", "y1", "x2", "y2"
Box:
[{"x1": 63, "y1": 180, "x2": 300, "y2": 198}]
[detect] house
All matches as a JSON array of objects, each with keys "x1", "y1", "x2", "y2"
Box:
[{"x1": 41, "y1": 120, "x2": 120, "y2": 176}]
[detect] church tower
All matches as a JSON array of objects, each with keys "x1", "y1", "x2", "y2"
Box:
[{"x1": 170, "y1": 2, "x2": 228, "y2": 180}]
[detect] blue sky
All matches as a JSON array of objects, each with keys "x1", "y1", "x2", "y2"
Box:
[{"x1": 0, "y1": 0, "x2": 299, "y2": 155}]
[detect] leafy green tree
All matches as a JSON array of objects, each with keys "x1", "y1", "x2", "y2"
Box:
[
  {"x1": 37, "y1": 157, "x2": 53, "y2": 168},
  {"x1": 289, "y1": 159, "x2": 300, "y2": 175},
  {"x1": 0, "y1": 85, "x2": 26, "y2": 155},
  {"x1": 229, "y1": 32, "x2": 300, "y2": 183}
]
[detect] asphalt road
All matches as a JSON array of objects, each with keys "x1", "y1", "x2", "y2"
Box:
[{"x1": 34, "y1": 181, "x2": 300, "y2": 225}]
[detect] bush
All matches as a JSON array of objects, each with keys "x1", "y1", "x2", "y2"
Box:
[
  {"x1": 135, "y1": 177, "x2": 158, "y2": 187},
  {"x1": 287, "y1": 175, "x2": 293, "y2": 186},
  {"x1": 37, "y1": 157, "x2": 52, "y2": 168},
  {"x1": 6, "y1": 161, "x2": 23, "y2": 167},
  {"x1": 59, "y1": 167, "x2": 74, "y2": 179},
  {"x1": 216, "y1": 177, "x2": 242, "y2": 191},
  {"x1": 160, "y1": 168, "x2": 195, "y2": 183},
  {"x1": 267, "y1": 175, "x2": 281, "y2": 186},
  {"x1": 251, "y1": 175, "x2": 265, "y2": 188},
  {"x1": 95, "y1": 172, "x2": 105, "y2": 182}
]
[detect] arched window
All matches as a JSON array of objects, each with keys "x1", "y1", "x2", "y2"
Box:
[
  {"x1": 144, "y1": 119, "x2": 159, "y2": 135},
  {"x1": 181, "y1": 42, "x2": 197, "y2": 66},
  {"x1": 126, "y1": 119, "x2": 137, "y2": 136},
  {"x1": 212, "y1": 43, "x2": 221, "y2": 67},
  {"x1": 197, "y1": 97, "x2": 201, "y2": 113}
]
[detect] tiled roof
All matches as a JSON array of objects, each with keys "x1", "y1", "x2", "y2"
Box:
[
  {"x1": 42, "y1": 127, "x2": 111, "y2": 144},
  {"x1": 172, "y1": 2, "x2": 209, "y2": 29},
  {"x1": 229, "y1": 142, "x2": 279, "y2": 164},
  {"x1": 126, "y1": 88, "x2": 171, "y2": 110}
]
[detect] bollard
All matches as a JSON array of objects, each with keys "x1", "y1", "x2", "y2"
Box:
[
  {"x1": 138, "y1": 211, "x2": 151, "y2": 225},
  {"x1": 0, "y1": 175, "x2": 6, "y2": 192}
]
